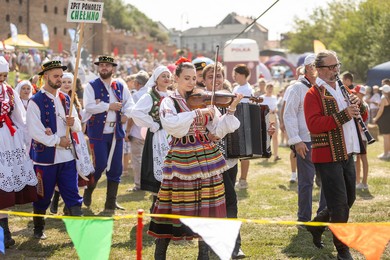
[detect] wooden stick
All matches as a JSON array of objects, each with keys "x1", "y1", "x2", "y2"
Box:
[
  {"x1": 210, "y1": 45, "x2": 219, "y2": 106},
  {"x1": 66, "y1": 22, "x2": 84, "y2": 137}
]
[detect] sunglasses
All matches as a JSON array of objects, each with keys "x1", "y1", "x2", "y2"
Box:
[{"x1": 317, "y1": 63, "x2": 341, "y2": 70}]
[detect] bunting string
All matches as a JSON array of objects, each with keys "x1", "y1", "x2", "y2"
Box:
[{"x1": 1, "y1": 210, "x2": 389, "y2": 260}]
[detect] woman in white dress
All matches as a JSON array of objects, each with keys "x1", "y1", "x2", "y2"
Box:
[
  {"x1": 148, "y1": 58, "x2": 242, "y2": 259},
  {"x1": 131, "y1": 65, "x2": 172, "y2": 212},
  {"x1": 14, "y1": 80, "x2": 33, "y2": 110},
  {"x1": 0, "y1": 57, "x2": 37, "y2": 247}
]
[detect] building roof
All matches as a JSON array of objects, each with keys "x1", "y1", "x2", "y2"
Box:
[
  {"x1": 182, "y1": 24, "x2": 263, "y2": 37},
  {"x1": 218, "y1": 12, "x2": 268, "y2": 33}
]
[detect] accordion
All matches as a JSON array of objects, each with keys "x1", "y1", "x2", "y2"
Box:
[{"x1": 223, "y1": 103, "x2": 271, "y2": 159}]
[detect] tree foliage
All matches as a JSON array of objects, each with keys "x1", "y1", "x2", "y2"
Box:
[
  {"x1": 284, "y1": 0, "x2": 390, "y2": 82},
  {"x1": 102, "y1": 0, "x2": 168, "y2": 43}
]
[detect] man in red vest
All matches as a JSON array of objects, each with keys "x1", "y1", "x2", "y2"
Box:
[{"x1": 304, "y1": 50, "x2": 364, "y2": 260}]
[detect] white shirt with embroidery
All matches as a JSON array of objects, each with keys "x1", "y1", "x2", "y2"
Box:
[
  {"x1": 83, "y1": 77, "x2": 134, "y2": 134},
  {"x1": 26, "y1": 88, "x2": 82, "y2": 165},
  {"x1": 316, "y1": 78, "x2": 360, "y2": 154}
]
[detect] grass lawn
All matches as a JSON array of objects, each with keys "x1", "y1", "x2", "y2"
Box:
[
  {"x1": 4, "y1": 136, "x2": 390, "y2": 259},
  {"x1": 6, "y1": 71, "x2": 31, "y2": 87}
]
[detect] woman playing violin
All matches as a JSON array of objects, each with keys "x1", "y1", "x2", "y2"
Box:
[{"x1": 148, "y1": 57, "x2": 243, "y2": 259}]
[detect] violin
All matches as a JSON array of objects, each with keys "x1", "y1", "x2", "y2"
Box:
[
  {"x1": 187, "y1": 45, "x2": 262, "y2": 110},
  {"x1": 186, "y1": 90, "x2": 263, "y2": 110}
]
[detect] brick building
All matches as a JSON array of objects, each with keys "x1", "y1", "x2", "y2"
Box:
[
  {"x1": 0, "y1": 0, "x2": 176, "y2": 59},
  {"x1": 0, "y1": 0, "x2": 104, "y2": 54}
]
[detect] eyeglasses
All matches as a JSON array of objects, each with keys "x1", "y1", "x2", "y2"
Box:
[{"x1": 317, "y1": 63, "x2": 341, "y2": 70}]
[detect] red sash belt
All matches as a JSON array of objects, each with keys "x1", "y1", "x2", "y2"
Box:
[{"x1": 0, "y1": 114, "x2": 16, "y2": 136}]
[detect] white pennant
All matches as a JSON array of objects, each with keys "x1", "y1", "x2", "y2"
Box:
[{"x1": 180, "y1": 218, "x2": 242, "y2": 260}]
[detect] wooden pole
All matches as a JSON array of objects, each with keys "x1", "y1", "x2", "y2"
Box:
[{"x1": 66, "y1": 22, "x2": 84, "y2": 137}]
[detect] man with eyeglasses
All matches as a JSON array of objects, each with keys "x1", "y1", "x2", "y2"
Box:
[
  {"x1": 27, "y1": 60, "x2": 83, "y2": 240},
  {"x1": 303, "y1": 50, "x2": 364, "y2": 260}
]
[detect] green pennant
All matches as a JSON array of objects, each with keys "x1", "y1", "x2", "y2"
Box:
[{"x1": 63, "y1": 219, "x2": 114, "y2": 260}]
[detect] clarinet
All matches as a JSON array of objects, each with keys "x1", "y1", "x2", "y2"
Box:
[{"x1": 336, "y1": 75, "x2": 375, "y2": 144}]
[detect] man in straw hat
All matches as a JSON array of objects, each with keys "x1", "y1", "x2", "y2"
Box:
[
  {"x1": 83, "y1": 55, "x2": 134, "y2": 212},
  {"x1": 27, "y1": 60, "x2": 83, "y2": 240}
]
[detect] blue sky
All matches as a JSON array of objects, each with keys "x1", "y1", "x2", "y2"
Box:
[{"x1": 124, "y1": 0, "x2": 331, "y2": 40}]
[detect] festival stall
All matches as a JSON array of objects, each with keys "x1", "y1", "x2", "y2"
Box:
[{"x1": 4, "y1": 34, "x2": 47, "y2": 50}]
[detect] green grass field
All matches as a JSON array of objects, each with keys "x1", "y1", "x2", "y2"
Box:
[{"x1": 4, "y1": 136, "x2": 390, "y2": 259}]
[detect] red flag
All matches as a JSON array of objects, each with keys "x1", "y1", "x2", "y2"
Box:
[
  {"x1": 148, "y1": 44, "x2": 153, "y2": 53},
  {"x1": 113, "y1": 47, "x2": 119, "y2": 56},
  {"x1": 58, "y1": 42, "x2": 63, "y2": 53},
  {"x1": 329, "y1": 223, "x2": 390, "y2": 260},
  {"x1": 187, "y1": 51, "x2": 193, "y2": 61},
  {"x1": 133, "y1": 48, "x2": 138, "y2": 58}
]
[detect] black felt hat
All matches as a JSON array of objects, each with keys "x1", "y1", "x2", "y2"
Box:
[
  {"x1": 193, "y1": 61, "x2": 207, "y2": 71},
  {"x1": 38, "y1": 60, "x2": 67, "y2": 75},
  {"x1": 94, "y1": 55, "x2": 118, "y2": 66}
]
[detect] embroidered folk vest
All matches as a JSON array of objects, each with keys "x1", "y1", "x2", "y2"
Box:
[
  {"x1": 29, "y1": 91, "x2": 68, "y2": 164},
  {"x1": 86, "y1": 78, "x2": 125, "y2": 140},
  {"x1": 148, "y1": 87, "x2": 163, "y2": 129}
]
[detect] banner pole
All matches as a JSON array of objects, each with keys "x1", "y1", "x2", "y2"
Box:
[{"x1": 66, "y1": 22, "x2": 84, "y2": 137}]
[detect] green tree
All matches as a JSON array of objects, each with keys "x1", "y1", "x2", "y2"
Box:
[
  {"x1": 102, "y1": 0, "x2": 169, "y2": 43},
  {"x1": 284, "y1": 0, "x2": 354, "y2": 54},
  {"x1": 285, "y1": 0, "x2": 390, "y2": 82}
]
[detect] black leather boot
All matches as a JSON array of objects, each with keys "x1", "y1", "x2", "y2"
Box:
[
  {"x1": 63, "y1": 206, "x2": 70, "y2": 216},
  {"x1": 335, "y1": 239, "x2": 353, "y2": 260},
  {"x1": 68, "y1": 205, "x2": 83, "y2": 216},
  {"x1": 104, "y1": 181, "x2": 125, "y2": 212},
  {"x1": 0, "y1": 218, "x2": 15, "y2": 248},
  {"x1": 154, "y1": 238, "x2": 170, "y2": 260},
  {"x1": 83, "y1": 181, "x2": 97, "y2": 207},
  {"x1": 50, "y1": 190, "x2": 60, "y2": 214},
  {"x1": 332, "y1": 207, "x2": 353, "y2": 260},
  {"x1": 33, "y1": 208, "x2": 47, "y2": 240},
  {"x1": 197, "y1": 240, "x2": 210, "y2": 260},
  {"x1": 306, "y1": 208, "x2": 330, "y2": 249}
]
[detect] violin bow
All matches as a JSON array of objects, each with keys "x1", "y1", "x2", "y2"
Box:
[{"x1": 210, "y1": 45, "x2": 220, "y2": 106}]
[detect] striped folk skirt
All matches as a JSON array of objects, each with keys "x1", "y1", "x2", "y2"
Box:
[{"x1": 148, "y1": 135, "x2": 227, "y2": 240}]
